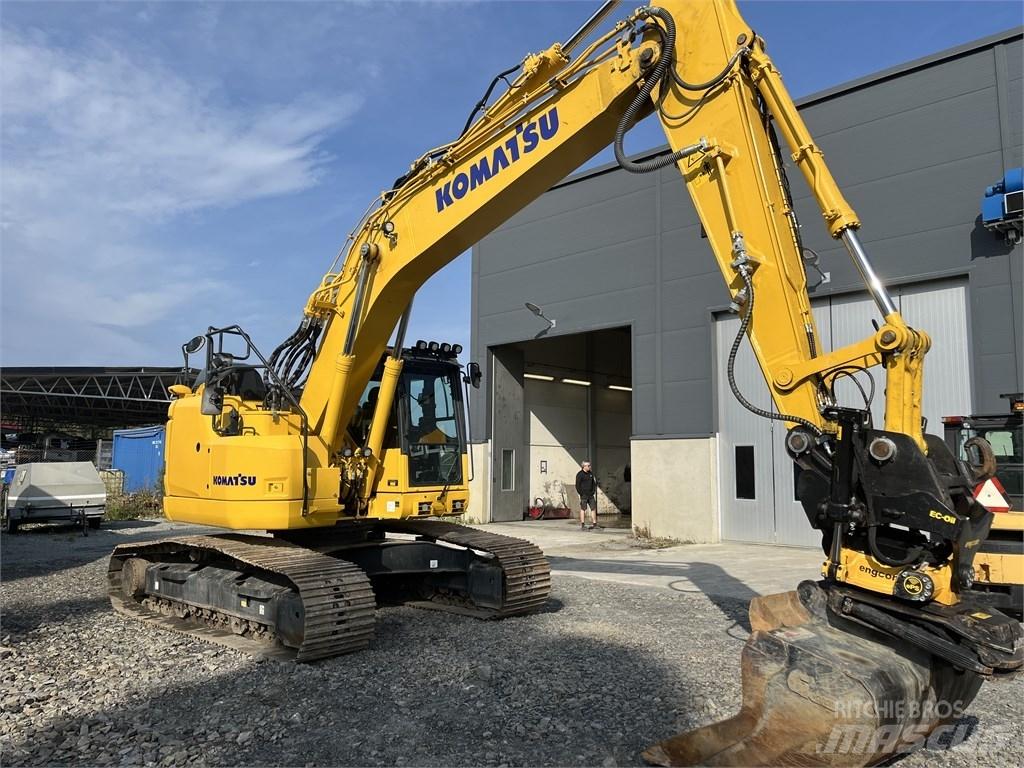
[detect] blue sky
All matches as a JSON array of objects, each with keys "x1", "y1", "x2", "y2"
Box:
[{"x1": 2, "y1": 0, "x2": 1021, "y2": 367}]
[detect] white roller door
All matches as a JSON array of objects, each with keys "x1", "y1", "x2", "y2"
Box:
[{"x1": 716, "y1": 279, "x2": 970, "y2": 547}]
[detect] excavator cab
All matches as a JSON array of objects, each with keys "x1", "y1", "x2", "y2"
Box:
[
  {"x1": 942, "y1": 394, "x2": 1024, "y2": 617},
  {"x1": 178, "y1": 324, "x2": 473, "y2": 521},
  {"x1": 347, "y1": 341, "x2": 470, "y2": 516}
]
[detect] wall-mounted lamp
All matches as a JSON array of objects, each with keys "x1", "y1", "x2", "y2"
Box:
[{"x1": 525, "y1": 302, "x2": 556, "y2": 332}]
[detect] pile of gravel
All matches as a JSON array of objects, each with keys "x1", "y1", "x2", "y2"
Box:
[{"x1": 1, "y1": 526, "x2": 1020, "y2": 767}]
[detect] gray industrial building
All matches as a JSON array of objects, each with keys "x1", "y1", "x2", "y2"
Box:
[{"x1": 468, "y1": 30, "x2": 1023, "y2": 546}]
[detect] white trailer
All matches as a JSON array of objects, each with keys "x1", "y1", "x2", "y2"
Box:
[{"x1": 1, "y1": 462, "x2": 106, "y2": 532}]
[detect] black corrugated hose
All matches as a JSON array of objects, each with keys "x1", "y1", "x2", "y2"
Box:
[
  {"x1": 728, "y1": 269, "x2": 823, "y2": 436},
  {"x1": 614, "y1": 7, "x2": 690, "y2": 174}
]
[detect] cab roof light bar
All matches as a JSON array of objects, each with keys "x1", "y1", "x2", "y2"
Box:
[{"x1": 410, "y1": 340, "x2": 463, "y2": 359}]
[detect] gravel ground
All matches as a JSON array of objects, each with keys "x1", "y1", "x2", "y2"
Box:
[{"x1": 1, "y1": 522, "x2": 1021, "y2": 767}]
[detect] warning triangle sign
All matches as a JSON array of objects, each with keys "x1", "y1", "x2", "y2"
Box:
[{"x1": 974, "y1": 477, "x2": 1011, "y2": 513}]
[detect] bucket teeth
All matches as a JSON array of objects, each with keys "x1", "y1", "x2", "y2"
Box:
[{"x1": 644, "y1": 581, "x2": 993, "y2": 767}]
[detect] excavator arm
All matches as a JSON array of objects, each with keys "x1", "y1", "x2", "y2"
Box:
[{"x1": 118, "y1": 1, "x2": 1020, "y2": 763}]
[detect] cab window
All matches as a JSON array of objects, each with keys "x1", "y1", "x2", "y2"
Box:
[{"x1": 403, "y1": 369, "x2": 462, "y2": 487}]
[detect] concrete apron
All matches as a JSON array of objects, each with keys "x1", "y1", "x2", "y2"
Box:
[{"x1": 474, "y1": 519, "x2": 824, "y2": 603}]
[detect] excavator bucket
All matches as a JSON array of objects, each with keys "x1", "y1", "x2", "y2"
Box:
[{"x1": 644, "y1": 581, "x2": 983, "y2": 767}]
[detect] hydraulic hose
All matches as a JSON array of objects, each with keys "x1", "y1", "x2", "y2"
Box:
[
  {"x1": 267, "y1": 322, "x2": 306, "y2": 372},
  {"x1": 460, "y1": 62, "x2": 523, "y2": 139},
  {"x1": 615, "y1": 9, "x2": 746, "y2": 174},
  {"x1": 868, "y1": 524, "x2": 923, "y2": 568},
  {"x1": 728, "y1": 269, "x2": 823, "y2": 436},
  {"x1": 671, "y1": 45, "x2": 749, "y2": 91},
  {"x1": 614, "y1": 8, "x2": 696, "y2": 174}
]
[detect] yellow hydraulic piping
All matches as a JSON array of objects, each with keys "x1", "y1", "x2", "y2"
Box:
[
  {"x1": 361, "y1": 355, "x2": 404, "y2": 503},
  {"x1": 746, "y1": 46, "x2": 860, "y2": 239},
  {"x1": 712, "y1": 152, "x2": 738, "y2": 233},
  {"x1": 319, "y1": 353, "x2": 355, "y2": 454}
]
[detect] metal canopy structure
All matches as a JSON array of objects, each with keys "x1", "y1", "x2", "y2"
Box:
[{"x1": 0, "y1": 367, "x2": 190, "y2": 430}]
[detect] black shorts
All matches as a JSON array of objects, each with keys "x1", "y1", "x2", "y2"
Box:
[{"x1": 580, "y1": 495, "x2": 597, "y2": 511}]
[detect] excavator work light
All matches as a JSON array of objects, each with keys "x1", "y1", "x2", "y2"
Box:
[
  {"x1": 428, "y1": 341, "x2": 440, "y2": 352},
  {"x1": 440, "y1": 343, "x2": 452, "y2": 353},
  {"x1": 452, "y1": 344, "x2": 463, "y2": 355},
  {"x1": 415, "y1": 340, "x2": 428, "y2": 350}
]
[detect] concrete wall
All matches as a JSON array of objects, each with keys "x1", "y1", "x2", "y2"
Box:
[
  {"x1": 630, "y1": 437, "x2": 718, "y2": 543},
  {"x1": 525, "y1": 382, "x2": 632, "y2": 515},
  {"x1": 592, "y1": 385, "x2": 631, "y2": 514},
  {"x1": 465, "y1": 442, "x2": 490, "y2": 524}
]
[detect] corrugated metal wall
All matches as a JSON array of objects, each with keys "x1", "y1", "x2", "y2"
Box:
[
  {"x1": 716, "y1": 280, "x2": 971, "y2": 546},
  {"x1": 111, "y1": 425, "x2": 164, "y2": 493}
]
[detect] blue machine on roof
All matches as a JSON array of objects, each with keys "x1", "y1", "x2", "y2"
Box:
[
  {"x1": 112, "y1": 425, "x2": 165, "y2": 492},
  {"x1": 982, "y1": 167, "x2": 1023, "y2": 245}
]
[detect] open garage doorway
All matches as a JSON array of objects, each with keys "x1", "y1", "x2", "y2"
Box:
[{"x1": 489, "y1": 327, "x2": 632, "y2": 523}]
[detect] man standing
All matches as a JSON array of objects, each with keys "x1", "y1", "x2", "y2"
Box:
[{"x1": 575, "y1": 460, "x2": 601, "y2": 530}]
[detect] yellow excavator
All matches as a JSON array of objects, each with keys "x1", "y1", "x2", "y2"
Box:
[{"x1": 108, "y1": 1, "x2": 1022, "y2": 764}]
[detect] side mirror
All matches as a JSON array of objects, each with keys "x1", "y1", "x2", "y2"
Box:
[
  {"x1": 183, "y1": 335, "x2": 206, "y2": 355},
  {"x1": 464, "y1": 361, "x2": 482, "y2": 389},
  {"x1": 201, "y1": 384, "x2": 225, "y2": 416}
]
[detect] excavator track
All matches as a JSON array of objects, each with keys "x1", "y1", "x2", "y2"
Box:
[
  {"x1": 373, "y1": 519, "x2": 551, "y2": 617},
  {"x1": 108, "y1": 535, "x2": 375, "y2": 662},
  {"x1": 108, "y1": 522, "x2": 549, "y2": 662}
]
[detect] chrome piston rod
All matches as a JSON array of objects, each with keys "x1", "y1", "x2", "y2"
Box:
[
  {"x1": 841, "y1": 229, "x2": 898, "y2": 317},
  {"x1": 392, "y1": 299, "x2": 414, "y2": 355},
  {"x1": 563, "y1": 0, "x2": 621, "y2": 56},
  {"x1": 343, "y1": 245, "x2": 377, "y2": 355}
]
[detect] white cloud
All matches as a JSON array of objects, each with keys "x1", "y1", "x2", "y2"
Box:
[{"x1": 0, "y1": 27, "x2": 361, "y2": 364}]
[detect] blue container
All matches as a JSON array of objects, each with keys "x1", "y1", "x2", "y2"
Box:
[{"x1": 112, "y1": 425, "x2": 165, "y2": 492}]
